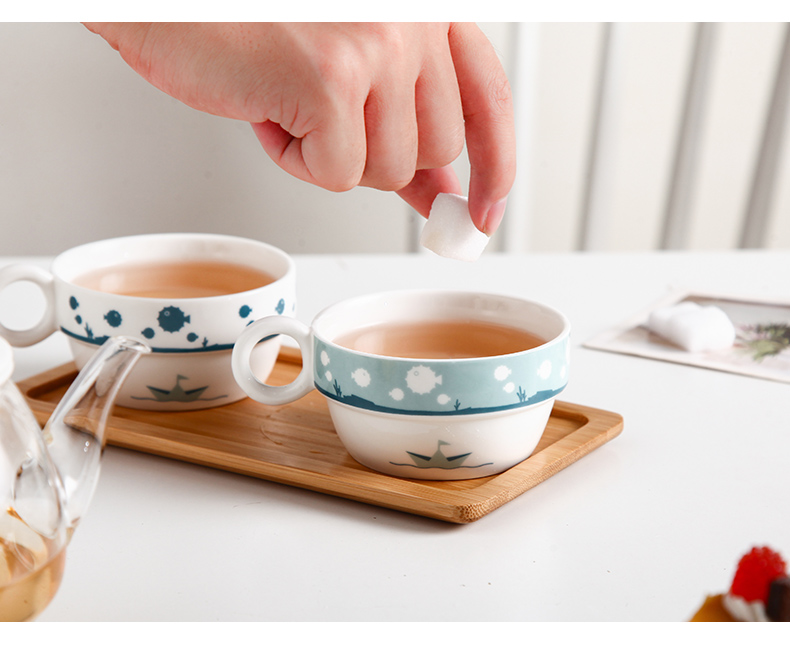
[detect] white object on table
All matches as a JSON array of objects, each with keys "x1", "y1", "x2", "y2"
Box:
[
  {"x1": 420, "y1": 194, "x2": 490, "y2": 262},
  {"x1": 647, "y1": 301, "x2": 736, "y2": 352}
]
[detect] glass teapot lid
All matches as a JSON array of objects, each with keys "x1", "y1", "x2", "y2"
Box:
[{"x1": 0, "y1": 334, "x2": 12, "y2": 386}]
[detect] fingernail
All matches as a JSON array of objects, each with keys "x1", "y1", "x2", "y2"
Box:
[{"x1": 482, "y1": 199, "x2": 507, "y2": 236}]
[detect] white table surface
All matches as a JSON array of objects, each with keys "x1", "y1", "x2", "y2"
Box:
[{"x1": 3, "y1": 249, "x2": 789, "y2": 622}]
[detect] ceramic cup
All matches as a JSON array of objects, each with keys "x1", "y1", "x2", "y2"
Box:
[
  {"x1": 232, "y1": 290, "x2": 570, "y2": 480},
  {"x1": 0, "y1": 233, "x2": 295, "y2": 411}
]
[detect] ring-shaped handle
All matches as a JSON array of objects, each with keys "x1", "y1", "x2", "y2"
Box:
[
  {"x1": 232, "y1": 315, "x2": 314, "y2": 405},
  {"x1": 0, "y1": 264, "x2": 57, "y2": 347}
]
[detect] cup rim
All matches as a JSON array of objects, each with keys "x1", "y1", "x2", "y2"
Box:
[
  {"x1": 311, "y1": 288, "x2": 570, "y2": 364},
  {"x1": 310, "y1": 289, "x2": 570, "y2": 417},
  {"x1": 50, "y1": 232, "x2": 294, "y2": 302}
]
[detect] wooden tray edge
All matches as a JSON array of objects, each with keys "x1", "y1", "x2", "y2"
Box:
[
  {"x1": 18, "y1": 360, "x2": 624, "y2": 524},
  {"x1": 452, "y1": 403, "x2": 623, "y2": 522}
]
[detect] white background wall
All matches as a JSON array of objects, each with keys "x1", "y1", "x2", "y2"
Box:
[
  {"x1": 1, "y1": 22, "x2": 788, "y2": 256},
  {"x1": 514, "y1": 22, "x2": 790, "y2": 252}
]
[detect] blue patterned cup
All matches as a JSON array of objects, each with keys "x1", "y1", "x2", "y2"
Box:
[
  {"x1": 0, "y1": 233, "x2": 295, "y2": 410},
  {"x1": 233, "y1": 290, "x2": 570, "y2": 479}
]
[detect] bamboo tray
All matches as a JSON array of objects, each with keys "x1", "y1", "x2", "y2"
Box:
[{"x1": 18, "y1": 348, "x2": 623, "y2": 524}]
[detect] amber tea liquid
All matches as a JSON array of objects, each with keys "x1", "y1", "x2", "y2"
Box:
[
  {"x1": 0, "y1": 510, "x2": 66, "y2": 621},
  {"x1": 334, "y1": 319, "x2": 545, "y2": 359},
  {"x1": 74, "y1": 260, "x2": 276, "y2": 299}
]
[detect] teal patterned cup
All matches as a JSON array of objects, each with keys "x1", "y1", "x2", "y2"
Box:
[
  {"x1": 0, "y1": 233, "x2": 295, "y2": 411},
  {"x1": 233, "y1": 290, "x2": 570, "y2": 480}
]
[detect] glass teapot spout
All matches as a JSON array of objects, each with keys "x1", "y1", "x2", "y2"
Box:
[{"x1": 42, "y1": 336, "x2": 149, "y2": 530}]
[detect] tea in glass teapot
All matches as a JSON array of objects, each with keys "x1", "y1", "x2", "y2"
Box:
[{"x1": 0, "y1": 335, "x2": 148, "y2": 621}]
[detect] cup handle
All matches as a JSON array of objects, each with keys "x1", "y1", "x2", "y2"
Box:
[
  {"x1": 232, "y1": 315, "x2": 314, "y2": 405},
  {"x1": 0, "y1": 264, "x2": 57, "y2": 347}
]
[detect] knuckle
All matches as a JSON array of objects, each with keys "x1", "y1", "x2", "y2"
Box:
[
  {"x1": 327, "y1": 178, "x2": 360, "y2": 193},
  {"x1": 423, "y1": 128, "x2": 465, "y2": 169},
  {"x1": 314, "y1": 42, "x2": 366, "y2": 100},
  {"x1": 478, "y1": 73, "x2": 514, "y2": 119},
  {"x1": 416, "y1": 120, "x2": 464, "y2": 170},
  {"x1": 320, "y1": 168, "x2": 363, "y2": 193},
  {"x1": 373, "y1": 24, "x2": 409, "y2": 60},
  {"x1": 382, "y1": 174, "x2": 415, "y2": 192},
  {"x1": 363, "y1": 167, "x2": 415, "y2": 192},
  {"x1": 461, "y1": 70, "x2": 514, "y2": 126}
]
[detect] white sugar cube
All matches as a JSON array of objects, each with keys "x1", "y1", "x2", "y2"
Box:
[
  {"x1": 646, "y1": 301, "x2": 700, "y2": 335},
  {"x1": 648, "y1": 302, "x2": 735, "y2": 352},
  {"x1": 420, "y1": 194, "x2": 490, "y2": 262}
]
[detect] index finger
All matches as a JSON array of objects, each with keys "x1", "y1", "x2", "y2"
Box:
[{"x1": 448, "y1": 23, "x2": 516, "y2": 235}]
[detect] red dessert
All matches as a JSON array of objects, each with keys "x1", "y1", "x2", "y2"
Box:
[
  {"x1": 691, "y1": 545, "x2": 790, "y2": 621},
  {"x1": 731, "y1": 547, "x2": 786, "y2": 602}
]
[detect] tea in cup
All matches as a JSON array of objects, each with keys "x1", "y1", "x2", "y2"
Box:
[
  {"x1": 0, "y1": 233, "x2": 296, "y2": 410},
  {"x1": 232, "y1": 290, "x2": 570, "y2": 480}
]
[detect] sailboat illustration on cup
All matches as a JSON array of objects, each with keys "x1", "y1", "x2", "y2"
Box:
[
  {"x1": 390, "y1": 440, "x2": 493, "y2": 471},
  {"x1": 133, "y1": 374, "x2": 228, "y2": 404}
]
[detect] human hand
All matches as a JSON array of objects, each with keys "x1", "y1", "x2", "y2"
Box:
[{"x1": 83, "y1": 22, "x2": 515, "y2": 235}]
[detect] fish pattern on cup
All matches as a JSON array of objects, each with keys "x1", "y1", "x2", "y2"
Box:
[
  {"x1": 63, "y1": 294, "x2": 294, "y2": 405},
  {"x1": 314, "y1": 337, "x2": 570, "y2": 417},
  {"x1": 62, "y1": 294, "x2": 292, "y2": 353}
]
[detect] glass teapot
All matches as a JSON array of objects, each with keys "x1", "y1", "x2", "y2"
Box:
[{"x1": 0, "y1": 335, "x2": 148, "y2": 621}]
